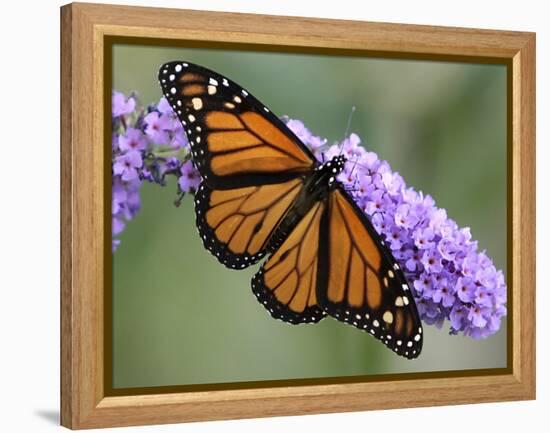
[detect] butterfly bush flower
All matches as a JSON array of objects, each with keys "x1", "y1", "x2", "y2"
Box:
[
  {"x1": 112, "y1": 91, "x2": 136, "y2": 117},
  {"x1": 111, "y1": 91, "x2": 197, "y2": 251},
  {"x1": 110, "y1": 90, "x2": 506, "y2": 339},
  {"x1": 283, "y1": 117, "x2": 327, "y2": 151},
  {"x1": 178, "y1": 160, "x2": 202, "y2": 193},
  {"x1": 284, "y1": 117, "x2": 507, "y2": 339}
]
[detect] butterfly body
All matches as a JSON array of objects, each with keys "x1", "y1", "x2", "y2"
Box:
[
  {"x1": 159, "y1": 61, "x2": 423, "y2": 359},
  {"x1": 265, "y1": 155, "x2": 347, "y2": 253}
]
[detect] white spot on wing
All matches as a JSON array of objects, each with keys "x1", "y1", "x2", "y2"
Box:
[{"x1": 192, "y1": 97, "x2": 203, "y2": 110}]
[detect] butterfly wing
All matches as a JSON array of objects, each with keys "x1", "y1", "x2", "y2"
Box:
[
  {"x1": 158, "y1": 61, "x2": 317, "y2": 189},
  {"x1": 251, "y1": 201, "x2": 326, "y2": 324},
  {"x1": 317, "y1": 187, "x2": 423, "y2": 359},
  {"x1": 194, "y1": 178, "x2": 305, "y2": 269}
]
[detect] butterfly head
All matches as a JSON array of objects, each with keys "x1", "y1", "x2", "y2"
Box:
[
  {"x1": 331, "y1": 155, "x2": 347, "y2": 172},
  {"x1": 320, "y1": 155, "x2": 347, "y2": 187}
]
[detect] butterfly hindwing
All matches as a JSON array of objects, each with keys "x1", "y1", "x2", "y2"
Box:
[
  {"x1": 194, "y1": 178, "x2": 305, "y2": 269},
  {"x1": 252, "y1": 201, "x2": 326, "y2": 324},
  {"x1": 317, "y1": 187, "x2": 423, "y2": 359},
  {"x1": 158, "y1": 61, "x2": 317, "y2": 189}
]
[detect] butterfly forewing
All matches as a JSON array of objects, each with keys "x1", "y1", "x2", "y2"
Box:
[
  {"x1": 252, "y1": 201, "x2": 326, "y2": 324},
  {"x1": 194, "y1": 178, "x2": 305, "y2": 269},
  {"x1": 158, "y1": 61, "x2": 317, "y2": 189},
  {"x1": 317, "y1": 187, "x2": 423, "y2": 359}
]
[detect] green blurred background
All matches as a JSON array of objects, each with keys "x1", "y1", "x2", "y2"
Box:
[{"x1": 112, "y1": 44, "x2": 507, "y2": 389}]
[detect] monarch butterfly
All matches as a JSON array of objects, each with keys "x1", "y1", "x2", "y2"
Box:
[{"x1": 158, "y1": 61, "x2": 423, "y2": 359}]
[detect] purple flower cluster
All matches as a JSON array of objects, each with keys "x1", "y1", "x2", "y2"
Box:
[
  {"x1": 111, "y1": 89, "x2": 506, "y2": 338},
  {"x1": 111, "y1": 91, "x2": 200, "y2": 251},
  {"x1": 286, "y1": 119, "x2": 507, "y2": 339}
]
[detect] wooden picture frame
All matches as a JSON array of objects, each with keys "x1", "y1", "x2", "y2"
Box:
[{"x1": 60, "y1": 2, "x2": 536, "y2": 429}]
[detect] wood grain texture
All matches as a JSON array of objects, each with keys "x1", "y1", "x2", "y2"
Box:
[
  {"x1": 60, "y1": 2, "x2": 536, "y2": 429},
  {"x1": 60, "y1": 4, "x2": 73, "y2": 429},
  {"x1": 512, "y1": 33, "x2": 536, "y2": 397},
  {"x1": 75, "y1": 2, "x2": 532, "y2": 58}
]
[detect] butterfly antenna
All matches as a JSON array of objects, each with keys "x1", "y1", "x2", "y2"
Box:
[
  {"x1": 347, "y1": 160, "x2": 373, "y2": 173},
  {"x1": 347, "y1": 155, "x2": 360, "y2": 178},
  {"x1": 339, "y1": 106, "x2": 356, "y2": 156}
]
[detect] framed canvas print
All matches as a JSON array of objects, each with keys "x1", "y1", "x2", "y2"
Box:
[{"x1": 60, "y1": 2, "x2": 536, "y2": 429}]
